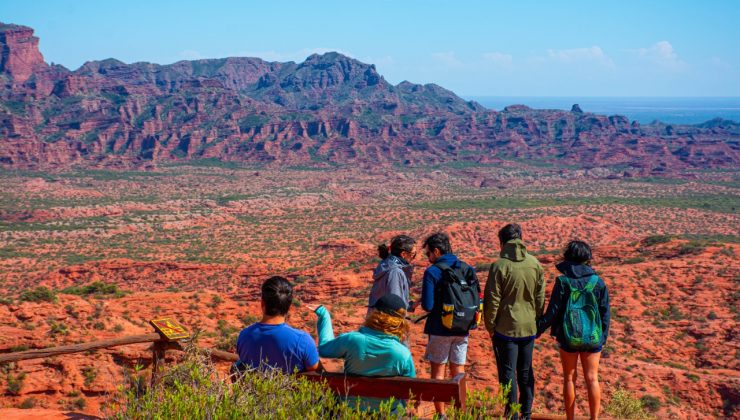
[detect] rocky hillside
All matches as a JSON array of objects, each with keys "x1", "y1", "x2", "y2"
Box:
[{"x1": 1, "y1": 23, "x2": 738, "y2": 171}]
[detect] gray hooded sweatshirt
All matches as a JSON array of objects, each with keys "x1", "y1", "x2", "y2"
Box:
[{"x1": 368, "y1": 255, "x2": 414, "y2": 311}]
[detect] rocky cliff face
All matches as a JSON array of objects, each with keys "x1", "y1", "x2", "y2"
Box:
[
  {"x1": 0, "y1": 22, "x2": 738, "y2": 172},
  {"x1": 0, "y1": 24, "x2": 46, "y2": 84}
]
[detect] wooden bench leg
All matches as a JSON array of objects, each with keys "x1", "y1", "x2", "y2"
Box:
[{"x1": 453, "y1": 372, "x2": 467, "y2": 410}]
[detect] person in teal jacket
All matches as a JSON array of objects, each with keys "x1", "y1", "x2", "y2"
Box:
[{"x1": 309, "y1": 294, "x2": 416, "y2": 414}]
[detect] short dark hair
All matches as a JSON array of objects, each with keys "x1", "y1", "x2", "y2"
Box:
[
  {"x1": 498, "y1": 223, "x2": 522, "y2": 244},
  {"x1": 423, "y1": 232, "x2": 452, "y2": 255},
  {"x1": 261, "y1": 276, "x2": 293, "y2": 316},
  {"x1": 563, "y1": 240, "x2": 592, "y2": 264}
]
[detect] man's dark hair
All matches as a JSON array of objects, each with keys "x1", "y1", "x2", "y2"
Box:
[
  {"x1": 563, "y1": 240, "x2": 592, "y2": 264},
  {"x1": 261, "y1": 276, "x2": 293, "y2": 316},
  {"x1": 423, "y1": 232, "x2": 452, "y2": 255},
  {"x1": 498, "y1": 223, "x2": 522, "y2": 244}
]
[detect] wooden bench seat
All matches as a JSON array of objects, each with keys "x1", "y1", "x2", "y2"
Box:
[{"x1": 299, "y1": 371, "x2": 467, "y2": 409}]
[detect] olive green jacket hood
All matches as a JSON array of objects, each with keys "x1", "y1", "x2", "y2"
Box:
[{"x1": 483, "y1": 239, "x2": 546, "y2": 338}]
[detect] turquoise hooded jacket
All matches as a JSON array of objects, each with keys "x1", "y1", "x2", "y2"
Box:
[{"x1": 314, "y1": 305, "x2": 415, "y2": 412}]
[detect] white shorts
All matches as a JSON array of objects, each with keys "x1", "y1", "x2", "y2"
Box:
[{"x1": 423, "y1": 334, "x2": 469, "y2": 365}]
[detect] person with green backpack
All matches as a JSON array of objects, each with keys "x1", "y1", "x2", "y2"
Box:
[{"x1": 537, "y1": 240, "x2": 611, "y2": 420}]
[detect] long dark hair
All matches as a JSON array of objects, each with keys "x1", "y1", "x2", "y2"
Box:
[{"x1": 378, "y1": 235, "x2": 415, "y2": 259}]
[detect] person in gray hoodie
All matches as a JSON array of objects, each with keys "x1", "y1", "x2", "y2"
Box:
[{"x1": 368, "y1": 235, "x2": 417, "y2": 313}]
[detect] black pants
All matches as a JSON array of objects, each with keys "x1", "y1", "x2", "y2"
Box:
[{"x1": 493, "y1": 337, "x2": 535, "y2": 420}]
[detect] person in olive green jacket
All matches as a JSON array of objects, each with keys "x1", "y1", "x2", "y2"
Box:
[{"x1": 484, "y1": 223, "x2": 545, "y2": 420}]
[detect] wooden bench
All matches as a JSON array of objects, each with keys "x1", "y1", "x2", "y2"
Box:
[
  {"x1": 299, "y1": 371, "x2": 467, "y2": 410},
  {"x1": 216, "y1": 349, "x2": 467, "y2": 409}
]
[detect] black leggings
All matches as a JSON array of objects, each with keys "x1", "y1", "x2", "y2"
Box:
[{"x1": 493, "y1": 337, "x2": 535, "y2": 420}]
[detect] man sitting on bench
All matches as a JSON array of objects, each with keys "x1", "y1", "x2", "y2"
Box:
[
  {"x1": 234, "y1": 276, "x2": 319, "y2": 374},
  {"x1": 308, "y1": 294, "x2": 415, "y2": 414}
]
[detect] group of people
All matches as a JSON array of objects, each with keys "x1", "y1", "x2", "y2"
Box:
[{"x1": 234, "y1": 224, "x2": 611, "y2": 420}]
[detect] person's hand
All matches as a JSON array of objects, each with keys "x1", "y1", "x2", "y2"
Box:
[{"x1": 306, "y1": 304, "x2": 322, "y2": 313}]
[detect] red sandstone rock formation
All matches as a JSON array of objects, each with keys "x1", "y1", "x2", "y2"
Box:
[{"x1": 0, "y1": 23, "x2": 738, "y2": 172}]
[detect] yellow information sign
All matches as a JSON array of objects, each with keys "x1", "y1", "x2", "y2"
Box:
[{"x1": 150, "y1": 318, "x2": 190, "y2": 341}]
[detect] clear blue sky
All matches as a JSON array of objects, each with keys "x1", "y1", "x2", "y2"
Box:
[{"x1": 3, "y1": 0, "x2": 739, "y2": 96}]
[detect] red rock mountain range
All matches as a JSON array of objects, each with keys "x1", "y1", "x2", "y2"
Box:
[{"x1": 1, "y1": 23, "x2": 738, "y2": 171}]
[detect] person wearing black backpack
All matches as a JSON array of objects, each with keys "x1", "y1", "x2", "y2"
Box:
[
  {"x1": 420, "y1": 232, "x2": 481, "y2": 417},
  {"x1": 484, "y1": 224, "x2": 546, "y2": 420},
  {"x1": 537, "y1": 240, "x2": 610, "y2": 420}
]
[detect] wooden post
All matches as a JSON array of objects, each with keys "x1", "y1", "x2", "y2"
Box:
[{"x1": 150, "y1": 340, "x2": 167, "y2": 387}]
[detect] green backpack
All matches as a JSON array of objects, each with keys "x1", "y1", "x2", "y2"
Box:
[{"x1": 561, "y1": 275, "x2": 603, "y2": 350}]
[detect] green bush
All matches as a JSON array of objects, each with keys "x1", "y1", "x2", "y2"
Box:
[
  {"x1": 624, "y1": 257, "x2": 645, "y2": 264},
  {"x1": 19, "y1": 286, "x2": 57, "y2": 303},
  {"x1": 107, "y1": 349, "x2": 389, "y2": 419},
  {"x1": 19, "y1": 397, "x2": 36, "y2": 409},
  {"x1": 61, "y1": 281, "x2": 127, "y2": 298},
  {"x1": 642, "y1": 235, "x2": 672, "y2": 247},
  {"x1": 6, "y1": 372, "x2": 26, "y2": 395},
  {"x1": 82, "y1": 367, "x2": 97, "y2": 387},
  {"x1": 606, "y1": 388, "x2": 655, "y2": 419},
  {"x1": 107, "y1": 345, "x2": 517, "y2": 419},
  {"x1": 678, "y1": 241, "x2": 706, "y2": 256},
  {"x1": 640, "y1": 395, "x2": 662, "y2": 412},
  {"x1": 445, "y1": 384, "x2": 517, "y2": 419}
]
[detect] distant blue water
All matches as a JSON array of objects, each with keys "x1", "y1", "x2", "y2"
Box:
[{"x1": 467, "y1": 97, "x2": 740, "y2": 125}]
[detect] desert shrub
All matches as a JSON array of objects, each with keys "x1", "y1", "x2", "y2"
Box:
[
  {"x1": 48, "y1": 320, "x2": 69, "y2": 336},
  {"x1": 606, "y1": 388, "x2": 655, "y2": 419},
  {"x1": 19, "y1": 397, "x2": 36, "y2": 409},
  {"x1": 82, "y1": 367, "x2": 97, "y2": 387},
  {"x1": 640, "y1": 395, "x2": 662, "y2": 412},
  {"x1": 6, "y1": 371, "x2": 26, "y2": 394},
  {"x1": 623, "y1": 257, "x2": 645, "y2": 264},
  {"x1": 208, "y1": 295, "x2": 223, "y2": 308},
  {"x1": 718, "y1": 247, "x2": 735, "y2": 257},
  {"x1": 215, "y1": 320, "x2": 240, "y2": 352},
  {"x1": 107, "y1": 344, "x2": 517, "y2": 419},
  {"x1": 240, "y1": 314, "x2": 260, "y2": 326},
  {"x1": 642, "y1": 235, "x2": 672, "y2": 246},
  {"x1": 685, "y1": 373, "x2": 700, "y2": 382},
  {"x1": 445, "y1": 384, "x2": 517, "y2": 419},
  {"x1": 20, "y1": 286, "x2": 56, "y2": 303},
  {"x1": 678, "y1": 241, "x2": 706, "y2": 255},
  {"x1": 67, "y1": 396, "x2": 86, "y2": 410},
  {"x1": 106, "y1": 348, "x2": 388, "y2": 419},
  {"x1": 61, "y1": 281, "x2": 127, "y2": 298}
]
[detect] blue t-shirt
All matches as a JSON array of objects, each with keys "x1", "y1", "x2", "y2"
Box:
[{"x1": 236, "y1": 323, "x2": 319, "y2": 374}]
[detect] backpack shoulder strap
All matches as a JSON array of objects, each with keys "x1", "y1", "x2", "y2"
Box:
[
  {"x1": 584, "y1": 275, "x2": 599, "y2": 292},
  {"x1": 557, "y1": 275, "x2": 571, "y2": 288},
  {"x1": 459, "y1": 261, "x2": 478, "y2": 289},
  {"x1": 434, "y1": 262, "x2": 452, "y2": 272}
]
